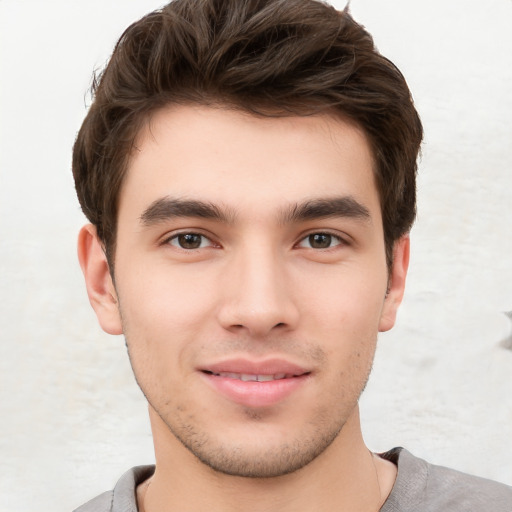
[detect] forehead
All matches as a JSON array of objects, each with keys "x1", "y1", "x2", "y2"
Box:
[{"x1": 119, "y1": 104, "x2": 379, "y2": 222}]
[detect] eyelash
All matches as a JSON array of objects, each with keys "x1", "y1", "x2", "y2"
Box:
[
  {"x1": 295, "y1": 231, "x2": 347, "y2": 250},
  {"x1": 162, "y1": 231, "x2": 347, "y2": 251},
  {"x1": 164, "y1": 232, "x2": 217, "y2": 250}
]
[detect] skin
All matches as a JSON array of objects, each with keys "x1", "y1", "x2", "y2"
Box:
[{"x1": 78, "y1": 105, "x2": 409, "y2": 512}]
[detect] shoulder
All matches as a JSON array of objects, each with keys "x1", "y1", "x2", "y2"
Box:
[
  {"x1": 73, "y1": 465, "x2": 155, "y2": 512},
  {"x1": 73, "y1": 491, "x2": 113, "y2": 512},
  {"x1": 381, "y1": 448, "x2": 512, "y2": 512},
  {"x1": 423, "y1": 460, "x2": 512, "y2": 510}
]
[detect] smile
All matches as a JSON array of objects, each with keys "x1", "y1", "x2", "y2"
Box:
[
  {"x1": 203, "y1": 371, "x2": 300, "y2": 382},
  {"x1": 200, "y1": 362, "x2": 311, "y2": 407}
]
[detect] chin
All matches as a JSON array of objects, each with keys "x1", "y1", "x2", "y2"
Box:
[{"x1": 166, "y1": 410, "x2": 346, "y2": 478}]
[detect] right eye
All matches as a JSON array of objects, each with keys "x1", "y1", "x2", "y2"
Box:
[{"x1": 167, "y1": 233, "x2": 214, "y2": 250}]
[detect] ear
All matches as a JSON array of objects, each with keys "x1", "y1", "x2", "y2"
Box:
[
  {"x1": 378, "y1": 235, "x2": 410, "y2": 332},
  {"x1": 77, "y1": 224, "x2": 123, "y2": 335}
]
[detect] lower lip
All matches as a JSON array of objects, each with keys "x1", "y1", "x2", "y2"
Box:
[{"x1": 201, "y1": 373, "x2": 310, "y2": 408}]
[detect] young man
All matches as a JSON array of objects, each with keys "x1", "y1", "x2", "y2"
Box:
[{"x1": 73, "y1": 0, "x2": 512, "y2": 510}]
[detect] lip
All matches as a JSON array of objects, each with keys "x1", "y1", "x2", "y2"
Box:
[{"x1": 198, "y1": 358, "x2": 311, "y2": 408}]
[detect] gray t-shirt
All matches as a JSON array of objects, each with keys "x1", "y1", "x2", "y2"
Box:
[{"x1": 74, "y1": 448, "x2": 512, "y2": 511}]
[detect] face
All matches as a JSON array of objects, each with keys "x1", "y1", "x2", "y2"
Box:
[{"x1": 80, "y1": 105, "x2": 408, "y2": 478}]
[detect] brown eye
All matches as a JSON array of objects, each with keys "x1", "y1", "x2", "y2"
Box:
[
  {"x1": 297, "y1": 232, "x2": 343, "y2": 249},
  {"x1": 170, "y1": 233, "x2": 210, "y2": 249},
  {"x1": 309, "y1": 233, "x2": 332, "y2": 249}
]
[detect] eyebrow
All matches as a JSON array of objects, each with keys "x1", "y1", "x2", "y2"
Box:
[
  {"x1": 140, "y1": 197, "x2": 235, "y2": 226},
  {"x1": 280, "y1": 196, "x2": 371, "y2": 224},
  {"x1": 139, "y1": 195, "x2": 371, "y2": 227}
]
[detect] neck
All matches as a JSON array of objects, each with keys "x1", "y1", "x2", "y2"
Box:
[{"x1": 139, "y1": 406, "x2": 396, "y2": 512}]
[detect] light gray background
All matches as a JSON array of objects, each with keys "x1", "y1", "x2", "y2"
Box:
[{"x1": 1, "y1": 1, "x2": 511, "y2": 510}]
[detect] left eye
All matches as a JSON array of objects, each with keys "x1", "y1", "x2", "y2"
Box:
[
  {"x1": 168, "y1": 233, "x2": 213, "y2": 250},
  {"x1": 297, "y1": 233, "x2": 343, "y2": 249}
]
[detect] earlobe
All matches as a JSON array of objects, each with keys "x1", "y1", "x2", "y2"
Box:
[
  {"x1": 378, "y1": 235, "x2": 410, "y2": 332},
  {"x1": 77, "y1": 224, "x2": 123, "y2": 335}
]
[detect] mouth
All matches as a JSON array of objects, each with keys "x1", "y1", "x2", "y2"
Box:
[
  {"x1": 199, "y1": 359, "x2": 311, "y2": 408},
  {"x1": 202, "y1": 370, "x2": 307, "y2": 382}
]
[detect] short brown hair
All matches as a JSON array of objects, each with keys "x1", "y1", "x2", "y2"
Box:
[{"x1": 73, "y1": 0, "x2": 423, "y2": 268}]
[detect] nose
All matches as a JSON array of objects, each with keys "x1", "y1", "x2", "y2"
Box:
[{"x1": 217, "y1": 244, "x2": 300, "y2": 338}]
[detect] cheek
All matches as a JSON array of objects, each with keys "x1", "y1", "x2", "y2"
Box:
[
  {"x1": 116, "y1": 272, "x2": 218, "y2": 386},
  {"x1": 303, "y1": 270, "x2": 385, "y2": 372},
  {"x1": 306, "y1": 269, "x2": 386, "y2": 331},
  {"x1": 119, "y1": 263, "x2": 220, "y2": 332}
]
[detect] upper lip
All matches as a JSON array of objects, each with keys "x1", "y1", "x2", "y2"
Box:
[{"x1": 198, "y1": 358, "x2": 310, "y2": 377}]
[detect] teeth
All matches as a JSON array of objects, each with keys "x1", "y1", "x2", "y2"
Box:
[
  {"x1": 257, "y1": 375, "x2": 274, "y2": 382},
  {"x1": 215, "y1": 372, "x2": 290, "y2": 381}
]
